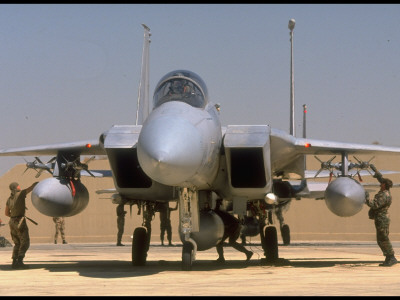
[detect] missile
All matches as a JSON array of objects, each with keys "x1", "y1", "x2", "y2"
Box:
[{"x1": 24, "y1": 157, "x2": 55, "y2": 177}]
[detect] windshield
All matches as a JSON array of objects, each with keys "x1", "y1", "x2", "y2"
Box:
[{"x1": 153, "y1": 70, "x2": 208, "y2": 109}]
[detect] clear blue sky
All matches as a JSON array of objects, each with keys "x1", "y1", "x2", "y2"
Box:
[{"x1": 0, "y1": 4, "x2": 399, "y2": 174}]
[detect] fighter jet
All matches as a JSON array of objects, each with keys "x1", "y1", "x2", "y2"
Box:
[{"x1": 1, "y1": 24, "x2": 400, "y2": 271}]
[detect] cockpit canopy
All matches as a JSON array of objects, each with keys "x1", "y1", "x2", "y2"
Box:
[{"x1": 153, "y1": 70, "x2": 208, "y2": 109}]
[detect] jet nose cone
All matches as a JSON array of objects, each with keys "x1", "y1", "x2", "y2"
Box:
[{"x1": 137, "y1": 115, "x2": 203, "y2": 186}]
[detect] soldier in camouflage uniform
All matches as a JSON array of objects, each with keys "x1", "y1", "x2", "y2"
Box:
[
  {"x1": 53, "y1": 217, "x2": 67, "y2": 244},
  {"x1": 365, "y1": 164, "x2": 397, "y2": 267},
  {"x1": 159, "y1": 201, "x2": 178, "y2": 246},
  {"x1": 213, "y1": 199, "x2": 253, "y2": 263},
  {"x1": 4, "y1": 181, "x2": 38, "y2": 269},
  {"x1": 116, "y1": 203, "x2": 126, "y2": 246}
]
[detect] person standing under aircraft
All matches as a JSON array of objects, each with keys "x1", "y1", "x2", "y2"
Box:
[
  {"x1": 53, "y1": 217, "x2": 67, "y2": 244},
  {"x1": 116, "y1": 203, "x2": 127, "y2": 246},
  {"x1": 213, "y1": 199, "x2": 253, "y2": 263},
  {"x1": 4, "y1": 181, "x2": 38, "y2": 269},
  {"x1": 159, "y1": 201, "x2": 178, "y2": 246},
  {"x1": 365, "y1": 165, "x2": 397, "y2": 267}
]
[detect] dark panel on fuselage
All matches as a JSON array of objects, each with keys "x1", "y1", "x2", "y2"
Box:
[
  {"x1": 230, "y1": 148, "x2": 266, "y2": 188},
  {"x1": 108, "y1": 148, "x2": 152, "y2": 188}
]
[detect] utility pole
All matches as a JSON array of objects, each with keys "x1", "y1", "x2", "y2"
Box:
[{"x1": 289, "y1": 19, "x2": 296, "y2": 136}]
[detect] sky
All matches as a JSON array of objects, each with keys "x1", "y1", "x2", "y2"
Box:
[{"x1": 0, "y1": 4, "x2": 400, "y2": 174}]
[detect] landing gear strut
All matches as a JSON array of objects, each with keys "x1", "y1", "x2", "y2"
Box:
[{"x1": 179, "y1": 188, "x2": 199, "y2": 271}]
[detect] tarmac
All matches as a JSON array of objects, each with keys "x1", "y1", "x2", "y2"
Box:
[{"x1": 0, "y1": 240, "x2": 399, "y2": 296}]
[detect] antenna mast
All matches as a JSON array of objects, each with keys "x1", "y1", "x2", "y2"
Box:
[{"x1": 288, "y1": 19, "x2": 296, "y2": 136}]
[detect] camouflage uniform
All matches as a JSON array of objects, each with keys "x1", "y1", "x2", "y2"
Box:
[
  {"x1": 159, "y1": 202, "x2": 176, "y2": 246},
  {"x1": 213, "y1": 200, "x2": 253, "y2": 263},
  {"x1": 366, "y1": 187, "x2": 396, "y2": 265},
  {"x1": 5, "y1": 182, "x2": 38, "y2": 269},
  {"x1": 53, "y1": 217, "x2": 67, "y2": 244},
  {"x1": 116, "y1": 204, "x2": 126, "y2": 246}
]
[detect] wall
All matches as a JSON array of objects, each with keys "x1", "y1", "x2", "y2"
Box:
[{"x1": 0, "y1": 154, "x2": 399, "y2": 244}]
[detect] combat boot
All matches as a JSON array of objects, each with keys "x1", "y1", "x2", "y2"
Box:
[
  {"x1": 62, "y1": 240, "x2": 67, "y2": 244},
  {"x1": 246, "y1": 251, "x2": 253, "y2": 262},
  {"x1": 215, "y1": 257, "x2": 225, "y2": 264},
  {"x1": 16, "y1": 257, "x2": 29, "y2": 269},
  {"x1": 380, "y1": 255, "x2": 398, "y2": 267},
  {"x1": 11, "y1": 258, "x2": 18, "y2": 269}
]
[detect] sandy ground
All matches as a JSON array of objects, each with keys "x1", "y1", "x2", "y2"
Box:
[{"x1": 0, "y1": 241, "x2": 399, "y2": 296}]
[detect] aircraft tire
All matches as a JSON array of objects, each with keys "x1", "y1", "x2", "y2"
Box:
[
  {"x1": 132, "y1": 227, "x2": 148, "y2": 266},
  {"x1": 182, "y1": 241, "x2": 194, "y2": 271},
  {"x1": 264, "y1": 225, "x2": 279, "y2": 262},
  {"x1": 281, "y1": 224, "x2": 290, "y2": 246}
]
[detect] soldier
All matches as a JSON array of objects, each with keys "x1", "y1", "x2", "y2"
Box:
[
  {"x1": 159, "y1": 201, "x2": 178, "y2": 246},
  {"x1": 53, "y1": 217, "x2": 67, "y2": 244},
  {"x1": 213, "y1": 199, "x2": 253, "y2": 263},
  {"x1": 365, "y1": 164, "x2": 397, "y2": 267},
  {"x1": 4, "y1": 181, "x2": 38, "y2": 269},
  {"x1": 116, "y1": 203, "x2": 126, "y2": 246}
]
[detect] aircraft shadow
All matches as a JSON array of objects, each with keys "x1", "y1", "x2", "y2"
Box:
[{"x1": 0, "y1": 257, "x2": 383, "y2": 279}]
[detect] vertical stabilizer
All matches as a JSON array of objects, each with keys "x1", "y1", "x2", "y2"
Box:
[{"x1": 135, "y1": 24, "x2": 151, "y2": 125}]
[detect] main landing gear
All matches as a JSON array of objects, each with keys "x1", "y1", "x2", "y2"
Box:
[
  {"x1": 131, "y1": 203, "x2": 154, "y2": 266},
  {"x1": 260, "y1": 210, "x2": 290, "y2": 263}
]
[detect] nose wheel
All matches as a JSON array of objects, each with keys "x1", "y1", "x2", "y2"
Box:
[
  {"x1": 182, "y1": 241, "x2": 194, "y2": 271},
  {"x1": 132, "y1": 227, "x2": 148, "y2": 266}
]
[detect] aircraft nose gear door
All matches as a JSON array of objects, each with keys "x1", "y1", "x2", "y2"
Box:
[{"x1": 179, "y1": 188, "x2": 199, "y2": 271}]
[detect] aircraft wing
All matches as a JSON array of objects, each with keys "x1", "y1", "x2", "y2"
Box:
[
  {"x1": 271, "y1": 128, "x2": 400, "y2": 156},
  {"x1": 294, "y1": 136, "x2": 400, "y2": 155},
  {"x1": 270, "y1": 128, "x2": 400, "y2": 179},
  {"x1": 0, "y1": 139, "x2": 105, "y2": 157}
]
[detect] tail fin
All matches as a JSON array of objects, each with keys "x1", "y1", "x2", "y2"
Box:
[{"x1": 135, "y1": 24, "x2": 151, "y2": 125}]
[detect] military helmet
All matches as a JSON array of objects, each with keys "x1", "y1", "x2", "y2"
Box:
[
  {"x1": 382, "y1": 178, "x2": 393, "y2": 189},
  {"x1": 9, "y1": 182, "x2": 19, "y2": 191}
]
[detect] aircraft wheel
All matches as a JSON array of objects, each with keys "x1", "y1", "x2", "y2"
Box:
[
  {"x1": 132, "y1": 227, "x2": 148, "y2": 266},
  {"x1": 264, "y1": 225, "x2": 279, "y2": 262},
  {"x1": 281, "y1": 224, "x2": 290, "y2": 246},
  {"x1": 182, "y1": 242, "x2": 194, "y2": 271}
]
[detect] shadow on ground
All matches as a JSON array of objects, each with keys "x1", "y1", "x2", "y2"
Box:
[{"x1": 0, "y1": 257, "x2": 383, "y2": 279}]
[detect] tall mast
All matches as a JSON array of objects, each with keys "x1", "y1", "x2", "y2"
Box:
[{"x1": 289, "y1": 19, "x2": 296, "y2": 136}]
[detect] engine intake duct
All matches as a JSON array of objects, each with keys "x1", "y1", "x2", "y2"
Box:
[{"x1": 223, "y1": 125, "x2": 272, "y2": 196}]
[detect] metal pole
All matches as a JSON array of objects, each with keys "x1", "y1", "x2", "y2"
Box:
[
  {"x1": 289, "y1": 19, "x2": 296, "y2": 136},
  {"x1": 303, "y1": 104, "x2": 307, "y2": 138}
]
